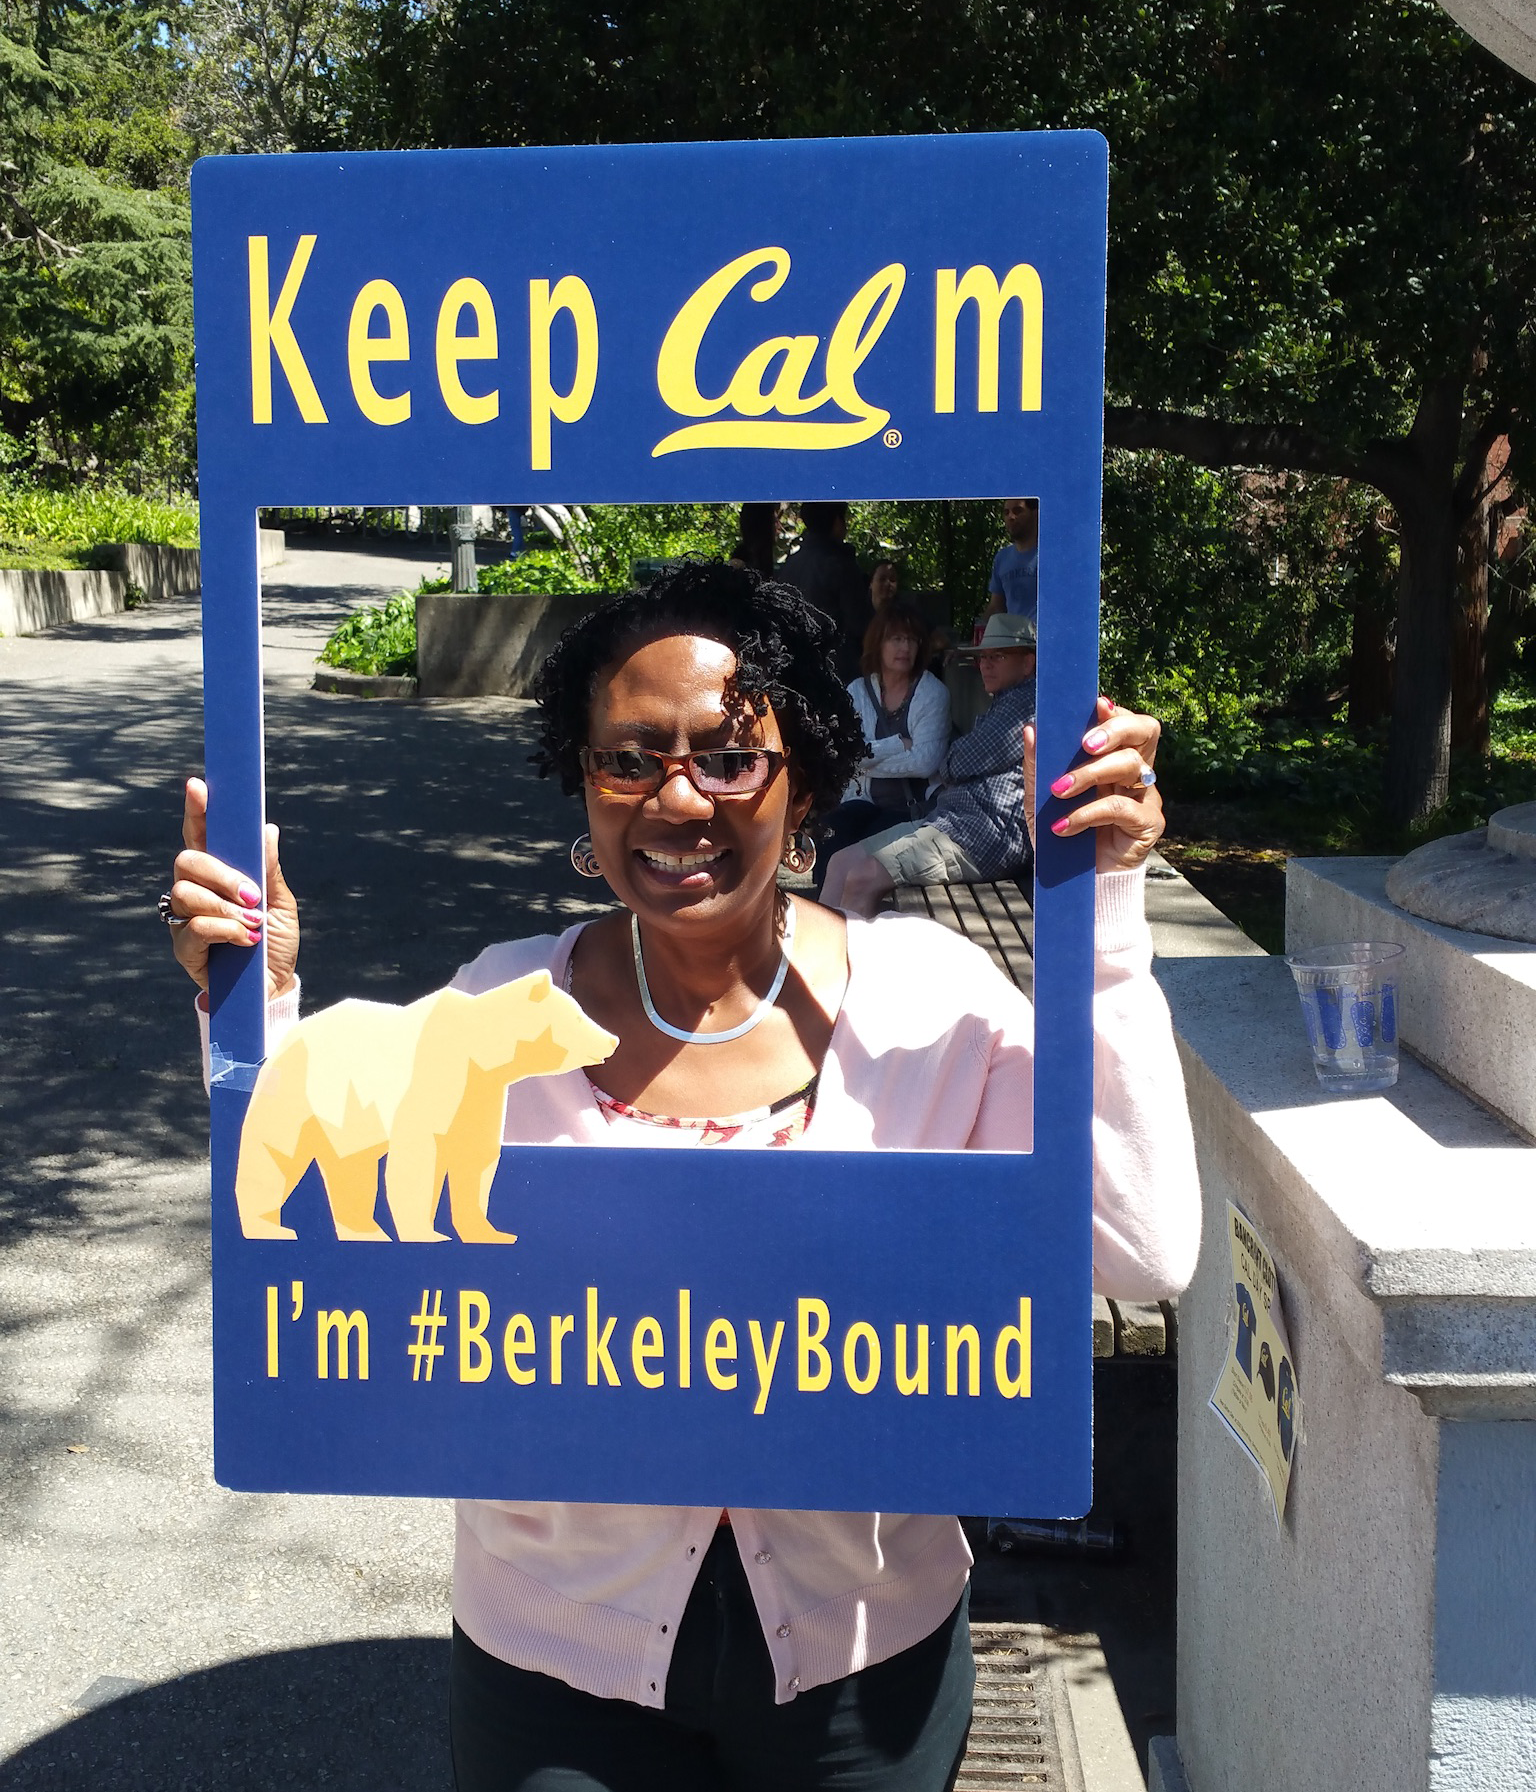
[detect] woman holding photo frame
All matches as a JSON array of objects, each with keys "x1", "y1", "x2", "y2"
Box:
[{"x1": 165, "y1": 558, "x2": 1198, "y2": 1792}]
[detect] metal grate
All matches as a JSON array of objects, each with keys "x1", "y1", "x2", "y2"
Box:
[{"x1": 957, "y1": 1624, "x2": 1083, "y2": 1792}]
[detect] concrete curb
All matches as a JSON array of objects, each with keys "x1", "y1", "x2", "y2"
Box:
[{"x1": 312, "y1": 663, "x2": 419, "y2": 699}]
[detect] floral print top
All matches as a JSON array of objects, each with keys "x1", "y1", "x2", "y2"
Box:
[{"x1": 586, "y1": 1076, "x2": 817, "y2": 1147}]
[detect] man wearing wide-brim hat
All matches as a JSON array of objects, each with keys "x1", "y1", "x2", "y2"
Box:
[{"x1": 820, "y1": 614, "x2": 1037, "y2": 915}]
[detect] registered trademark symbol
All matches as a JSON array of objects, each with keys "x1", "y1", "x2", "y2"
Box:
[{"x1": 883, "y1": 428, "x2": 902, "y2": 448}]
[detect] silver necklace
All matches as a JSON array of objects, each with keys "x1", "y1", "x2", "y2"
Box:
[{"x1": 631, "y1": 904, "x2": 796, "y2": 1045}]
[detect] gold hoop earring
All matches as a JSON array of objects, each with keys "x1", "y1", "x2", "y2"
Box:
[{"x1": 570, "y1": 835, "x2": 603, "y2": 878}]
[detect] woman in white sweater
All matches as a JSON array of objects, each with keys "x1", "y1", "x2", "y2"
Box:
[
  {"x1": 166, "y1": 561, "x2": 1196, "y2": 1792},
  {"x1": 814, "y1": 603, "x2": 952, "y2": 885}
]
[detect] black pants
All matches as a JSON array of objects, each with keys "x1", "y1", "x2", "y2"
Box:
[{"x1": 450, "y1": 1529, "x2": 974, "y2": 1792}]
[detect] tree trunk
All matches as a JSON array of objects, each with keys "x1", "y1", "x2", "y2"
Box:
[
  {"x1": 1347, "y1": 507, "x2": 1395, "y2": 736},
  {"x1": 1102, "y1": 393, "x2": 1473, "y2": 820},
  {"x1": 1384, "y1": 377, "x2": 1464, "y2": 823},
  {"x1": 1449, "y1": 432, "x2": 1514, "y2": 759},
  {"x1": 1488, "y1": 497, "x2": 1532, "y2": 696},
  {"x1": 1452, "y1": 490, "x2": 1492, "y2": 758},
  {"x1": 1385, "y1": 510, "x2": 1455, "y2": 819}
]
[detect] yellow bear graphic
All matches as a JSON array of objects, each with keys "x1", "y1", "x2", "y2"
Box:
[{"x1": 235, "y1": 971, "x2": 616, "y2": 1243}]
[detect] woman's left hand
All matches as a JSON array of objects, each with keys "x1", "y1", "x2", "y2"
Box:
[{"x1": 1023, "y1": 697, "x2": 1164, "y2": 872}]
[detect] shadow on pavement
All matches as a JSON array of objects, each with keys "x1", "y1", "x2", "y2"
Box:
[
  {"x1": 0, "y1": 1639, "x2": 451, "y2": 1791},
  {"x1": 0, "y1": 676, "x2": 607, "y2": 1239},
  {"x1": 1, "y1": 605, "x2": 607, "y2": 1499}
]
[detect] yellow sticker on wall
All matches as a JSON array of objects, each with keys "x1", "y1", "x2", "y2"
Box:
[{"x1": 1209, "y1": 1201, "x2": 1300, "y2": 1525}]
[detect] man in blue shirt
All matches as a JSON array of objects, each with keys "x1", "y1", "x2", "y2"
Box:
[
  {"x1": 984, "y1": 498, "x2": 1040, "y2": 626},
  {"x1": 819, "y1": 614, "x2": 1036, "y2": 916}
]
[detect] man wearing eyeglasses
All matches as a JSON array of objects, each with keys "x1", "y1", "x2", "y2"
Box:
[{"x1": 819, "y1": 614, "x2": 1036, "y2": 916}]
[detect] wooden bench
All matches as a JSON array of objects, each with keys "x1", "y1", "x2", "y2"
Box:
[
  {"x1": 891, "y1": 878, "x2": 1176, "y2": 1362},
  {"x1": 892, "y1": 877, "x2": 1034, "y2": 1000}
]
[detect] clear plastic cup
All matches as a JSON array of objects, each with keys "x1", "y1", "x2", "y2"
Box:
[{"x1": 1285, "y1": 942, "x2": 1405, "y2": 1093}]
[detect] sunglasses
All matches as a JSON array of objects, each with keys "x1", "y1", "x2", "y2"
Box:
[{"x1": 580, "y1": 746, "x2": 788, "y2": 798}]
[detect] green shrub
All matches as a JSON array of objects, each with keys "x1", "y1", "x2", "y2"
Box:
[
  {"x1": 1161, "y1": 682, "x2": 1536, "y2": 846},
  {"x1": 317, "y1": 592, "x2": 418, "y2": 677},
  {"x1": 0, "y1": 485, "x2": 198, "y2": 557},
  {"x1": 415, "y1": 550, "x2": 603, "y2": 598},
  {"x1": 0, "y1": 538, "x2": 98, "y2": 571}
]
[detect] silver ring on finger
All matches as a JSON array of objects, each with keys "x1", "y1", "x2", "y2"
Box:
[
  {"x1": 158, "y1": 891, "x2": 191, "y2": 930},
  {"x1": 1139, "y1": 766, "x2": 1158, "y2": 789}
]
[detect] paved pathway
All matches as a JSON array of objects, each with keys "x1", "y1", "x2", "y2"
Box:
[
  {"x1": 0, "y1": 540, "x2": 1241, "y2": 1786},
  {"x1": 0, "y1": 539, "x2": 611, "y2": 1787}
]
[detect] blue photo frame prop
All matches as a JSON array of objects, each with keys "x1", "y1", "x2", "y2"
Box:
[{"x1": 191, "y1": 132, "x2": 1107, "y2": 1514}]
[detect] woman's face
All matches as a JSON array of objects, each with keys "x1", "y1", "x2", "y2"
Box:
[
  {"x1": 584, "y1": 633, "x2": 811, "y2": 935},
  {"x1": 880, "y1": 629, "x2": 919, "y2": 682}
]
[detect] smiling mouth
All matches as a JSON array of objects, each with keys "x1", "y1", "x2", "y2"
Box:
[{"x1": 637, "y1": 848, "x2": 728, "y2": 874}]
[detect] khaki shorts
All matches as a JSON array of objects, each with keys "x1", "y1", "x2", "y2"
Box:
[{"x1": 864, "y1": 820, "x2": 985, "y2": 887}]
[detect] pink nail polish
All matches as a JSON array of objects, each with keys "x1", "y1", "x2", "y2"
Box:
[
  {"x1": 1084, "y1": 729, "x2": 1108, "y2": 753},
  {"x1": 1050, "y1": 817, "x2": 1070, "y2": 835},
  {"x1": 1050, "y1": 774, "x2": 1074, "y2": 797},
  {"x1": 245, "y1": 925, "x2": 262, "y2": 945},
  {"x1": 238, "y1": 882, "x2": 261, "y2": 907}
]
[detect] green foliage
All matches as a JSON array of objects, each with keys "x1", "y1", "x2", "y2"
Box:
[
  {"x1": 414, "y1": 551, "x2": 600, "y2": 597},
  {"x1": 1161, "y1": 683, "x2": 1536, "y2": 846},
  {"x1": 0, "y1": 10, "x2": 195, "y2": 483},
  {"x1": 324, "y1": 505, "x2": 740, "y2": 671},
  {"x1": 561, "y1": 505, "x2": 739, "y2": 587},
  {"x1": 349, "y1": 0, "x2": 1536, "y2": 450},
  {"x1": 846, "y1": 500, "x2": 1000, "y2": 632},
  {"x1": 1099, "y1": 451, "x2": 1377, "y2": 730},
  {"x1": 473, "y1": 552, "x2": 600, "y2": 595},
  {"x1": 346, "y1": 0, "x2": 1536, "y2": 818},
  {"x1": 417, "y1": 506, "x2": 740, "y2": 595},
  {"x1": 177, "y1": 0, "x2": 368, "y2": 154},
  {"x1": 0, "y1": 482, "x2": 198, "y2": 567},
  {"x1": 317, "y1": 591, "x2": 418, "y2": 677},
  {"x1": 1075, "y1": 2, "x2": 1536, "y2": 446}
]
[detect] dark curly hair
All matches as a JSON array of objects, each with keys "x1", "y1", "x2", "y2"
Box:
[{"x1": 532, "y1": 558, "x2": 864, "y2": 823}]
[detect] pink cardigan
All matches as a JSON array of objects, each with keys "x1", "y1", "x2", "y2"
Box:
[
  {"x1": 444, "y1": 867, "x2": 1200, "y2": 1707},
  {"x1": 215, "y1": 867, "x2": 1199, "y2": 1707}
]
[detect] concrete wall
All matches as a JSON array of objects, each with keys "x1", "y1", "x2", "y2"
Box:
[
  {"x1": 1159, "y1": 860, "x2": 1536, "y2": 1792},
  {"x1": 1287, "y1": 857, "x2": 1536, "y2": 1140},
  {"x1": 1161, "y1": 965, "x2": 1440, "y2": 1792},
  {"x1": 0, "y1": 568, "x2": 126, "y2": 635},
  {"x1": 99, "y1": 529, "x2": 285, "y2": 596},
  {"x1": 1432, "y1": 1423, "x2": 1536, "y2": 1788},
  {"x1": 99, "y1": 541, "x2": 200, "y2": 595},
  {"x1": 0, "y1": 530, "x2": 282, "y2": 637},
  {"x1": 415, "y1": 590, "x2": 606, "y2": 698}
]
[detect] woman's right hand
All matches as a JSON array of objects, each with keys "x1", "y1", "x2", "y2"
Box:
[{"x1": 169, "y1": 777, "x2": 299, "y2": 1002}]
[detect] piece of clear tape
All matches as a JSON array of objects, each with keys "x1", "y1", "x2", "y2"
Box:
[{"x1": 209, "y1": 1045, "x2": 261, "y2": 1091}]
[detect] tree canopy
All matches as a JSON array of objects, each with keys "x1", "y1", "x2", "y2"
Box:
[
  {"x1": 6, "y1": 0, "x2": 1536, "y2": 818},
  {"x1": 341, "y1": 0, "x2": 1536, "y2": 816},
  {"x1": 0, "y1": 5, "x2": 194, "y2": 480}
]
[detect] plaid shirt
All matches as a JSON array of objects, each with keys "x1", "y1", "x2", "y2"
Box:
[{"x1": 932, "y1": 677, "x2": 1036, "y2": 879}]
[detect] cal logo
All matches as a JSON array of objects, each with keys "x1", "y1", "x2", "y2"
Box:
[
  {"x1": 652, "y1": 247, "x2": 1044, "y2": 455},
  {"x1": 652, "y1": 248, "x2": 905, "y2": 455}
]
